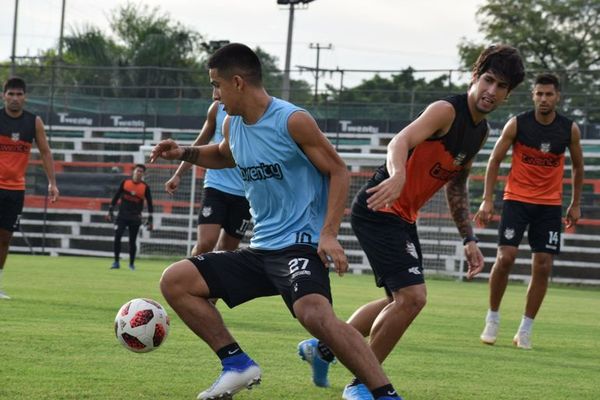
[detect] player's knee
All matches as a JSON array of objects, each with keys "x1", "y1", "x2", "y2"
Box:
[
  {"x1": 533, "y1": 258, "x2": 552, "y2": 278},
  {"x1": 396, "y1": 289, "x2": 426, "y2": 315},
  {"x1": 294, "y1": 296, "x2": 333, "y2": 333},
  {"x1": 159, "y1": 267, "x2": 175, "y2": 299},
  {"x1": 495, "y1": 251, "x2": 516, "y2": 271},
  {"x1": 295, "y1": 305, "x2": 321, "y2": 329},
  {"x1": 159, "y1": 262, "x2": 187, "y2": 299},
  {"x1": 410, "y1": 291, "x2": 427, "y2": 313}
]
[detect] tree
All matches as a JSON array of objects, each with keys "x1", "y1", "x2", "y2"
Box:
[
  {"x1": 252, "y1": 47, "x2": 312, "y2": 103},
  {"x1": 108, "y1": 3, "x2": 206, "y2": 96},
  {"x1": 32, "y1": 3, "x2": 312, "y2": 100},
  {"x1": 8, "y1": 3, "x2": 211, "y2": 99},
  {"x1": 322, "y1": 67, "x2": 464, "y2": 120},
  {"x1": 458, "y1": 0, "x2": 600, "y2": 130}
]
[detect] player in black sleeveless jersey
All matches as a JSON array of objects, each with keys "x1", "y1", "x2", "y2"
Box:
[
  {"x1": 475, "y1": 73, "x2": 584, "y2": 349},
  {"x1": 0, "y1": 77, "x2": 60, "y2": 299},
  {"x1": 298, "y1": 45, "x2": 525, "y2": 398}
]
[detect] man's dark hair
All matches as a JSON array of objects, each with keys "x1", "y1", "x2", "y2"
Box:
[
  {"x1": 134, "y1": 164, "x2": 146, "y2": 172},
  {"x1": 534, "y1": 73, "x2": 560, "y2": 91},
  {"x1": 207, "y1": 43, "x2": 262, "y2": 85},
  {"x1": 3, "y1": 76, "x2": 26, "y2": 93},
  {"x1": 472, "y1": 45, "x2": 525, "y2": 92}
]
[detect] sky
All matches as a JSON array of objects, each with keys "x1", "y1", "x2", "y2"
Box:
[{"x1": 0, "y1": 0, "x2": 485, "y2": 87}]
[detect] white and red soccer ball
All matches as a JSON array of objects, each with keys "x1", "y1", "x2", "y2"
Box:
[{"x1": 114, "y1": 298, "x2": 170, "y2": 353}]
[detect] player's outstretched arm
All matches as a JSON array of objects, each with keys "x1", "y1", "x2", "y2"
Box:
[
  {"x1": 566, "y1": 122, "x2": 584, "y2": 228},
  {"x1": 366, "y1": 100, "x2": 455, "y2": 211},
  {"x1": 474, "y1": 117, "x2": 516, "y2": 227},
  {"x1": 288, "y1": 111, "x2": 349, "y2": 276},
  {"x1": 149, "y1": 138, "x2": 235, "y2": 169}
]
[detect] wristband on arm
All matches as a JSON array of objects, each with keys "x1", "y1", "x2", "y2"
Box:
[{"x1": 463, "y1": 235, "x2": 479, "y2": 245}]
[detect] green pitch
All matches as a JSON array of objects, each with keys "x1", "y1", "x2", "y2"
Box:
[{"x1": 0, "y1": 254, "x2": 598, "y2": 399}]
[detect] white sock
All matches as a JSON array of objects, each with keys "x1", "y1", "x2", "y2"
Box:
[
  {"x1": 518, "y1": 316, "x2": 534, "y2": 333},
  {"x1": 486, "y1": 309, "x2": 500, "y2": 323}
]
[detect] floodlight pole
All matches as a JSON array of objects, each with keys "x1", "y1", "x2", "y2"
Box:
[
  {"x1": 58, "y1": 0, "x2": 66, "y2": 61},
  {"x1": 279, "y1": 0, "x2": 316, "y2": 100},
  {"x1": 10, "y1": 0, "x2": 19, "y2": 76},
  {"x1": 281, "y1": 3, "x2": 296, "y2": 101}
]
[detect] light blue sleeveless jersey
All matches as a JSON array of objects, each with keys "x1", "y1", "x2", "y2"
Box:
[
  {"x1": 228, "y1": 97, "x2": 328, "y2": 250},
  {"x1": 203, "y1": 103, "x2": 245, "y2": 196}
]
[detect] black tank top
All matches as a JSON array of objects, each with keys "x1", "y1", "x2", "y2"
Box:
[
  {"x1": 505, "y1": 110, "x2": 572, "y2": 205},
  {"x1": 0, "y1": 108, "x2": 37, "y2": 190},
  {"x1": 367, "y1": 93, "x2": 489, "y2": 223}
]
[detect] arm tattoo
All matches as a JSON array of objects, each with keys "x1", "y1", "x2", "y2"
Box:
[
  {"x1": 445, "y1": 168, "x2": 474, "y2": 238},
  {"x1": 179, "y1": 146, "x2": 201, "y2": 165}
]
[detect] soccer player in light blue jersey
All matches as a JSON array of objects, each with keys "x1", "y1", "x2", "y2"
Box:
[
  {"x1": 150, "y1": 43, "x2": 402, "y2": 400},
  {"x1": 165, "y1": 101, "x2": 250, "y2": 256}
]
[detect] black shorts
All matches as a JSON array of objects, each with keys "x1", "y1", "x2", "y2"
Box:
[
  {"x1": 115, "y1": 217, "x2": 142, "y2": 231},
  {"x1": 498, "y1": 199, "x2": 562, "y2": 254},
  {"x1": 0, "y1": 189, "x2": 24, "y2": 232},
  {"x1": 198, "y1": 187, "x2": 251, "y2": 239},
  {"x1": 351, "y1": 190, "x2": 425, "y2": 293},
  {"x1": 188, "y1": 244, "x2": 332, "y2": 316}
]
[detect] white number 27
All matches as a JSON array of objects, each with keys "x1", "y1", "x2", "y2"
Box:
[{"x1": 289, "y1": 258, "x2": 309, "y2": 274}]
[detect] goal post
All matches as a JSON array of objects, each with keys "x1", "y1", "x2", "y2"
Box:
[{"x1": 138, "y1": 144, "x2": 199, "y2": 258}]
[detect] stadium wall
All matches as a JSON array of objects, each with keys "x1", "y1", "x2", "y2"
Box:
[{"x1": 10, "y1": 126, "x2": 600, "y2": 285}]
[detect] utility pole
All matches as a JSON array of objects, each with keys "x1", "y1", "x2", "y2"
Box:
[
  {"x1": 10, "y1": 0, "x2": 19, "y2": 76},
  {"x1": 278, "y1": 0, "x2": 316, "y2": 101},
  {"x1": 309, "y1": 43, "x2": 332, "y2": 102}
]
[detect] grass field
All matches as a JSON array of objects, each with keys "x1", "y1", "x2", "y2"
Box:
[{"x1": 1, "y1": 254, "x2": 599, "y2": 400}]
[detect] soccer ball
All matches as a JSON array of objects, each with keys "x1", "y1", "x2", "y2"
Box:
[{"x1": 114, "y1": 298, "x2": 170, "y2": 353}]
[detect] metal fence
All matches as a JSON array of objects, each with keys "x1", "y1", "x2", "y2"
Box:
[{"x1": 2, "y1": 64, "x2": 599, "y2": 138}]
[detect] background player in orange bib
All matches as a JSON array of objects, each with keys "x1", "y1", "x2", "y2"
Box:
[
  {"x1": 106, "y1": 164, "x2": 154, "y2": 270},
  {"x1": 475, "y1": 73, "x2": 584, "y2": 349}
]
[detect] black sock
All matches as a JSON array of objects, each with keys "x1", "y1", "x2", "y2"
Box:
[
  {"x1": 348, "y1": 377, "x2": 362, "y2": 387},
  {"x1": 372, "y1": 384, "x2": 399, "y2": 399},
  {"x1": 216, "y1": 342, "x2": 243, "y2": 360},
  {"x1": 317, "y1": 341, "x2": 335, "y2": 362}
]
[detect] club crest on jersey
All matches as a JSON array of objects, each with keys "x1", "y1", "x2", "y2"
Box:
[
  {"x1": 504, "y1": 228, "x2": 515, "y2": 240},
  {"x1": 453, "y1": 152, "x2": 467, "y2": 166},
  {"x1": 406, "y1": 240, "x2": 418, "y2": 259},
  {"x1": 11, "y1": 132, "x2": 20, "y2": 141},
  {"x1": 202, "y1": 206, "x2": 212, "y2": 217},
  {"x1": 540, "y1": 142, "x2": 551, "y2": 153}
]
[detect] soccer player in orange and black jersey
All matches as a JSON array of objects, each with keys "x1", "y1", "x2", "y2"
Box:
[
  {"x1": 297, "y1": 45, "x2": 525, "y2": 395},
  {"x1": 0, "y1": 77, "x2": 59, "y2": 300},
  {"x1": 475, "y1": 73, "x2": 584, "y2": 350},
  {"x1": 107, "y1": 164, "x2": 153, "y2": 270}
]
